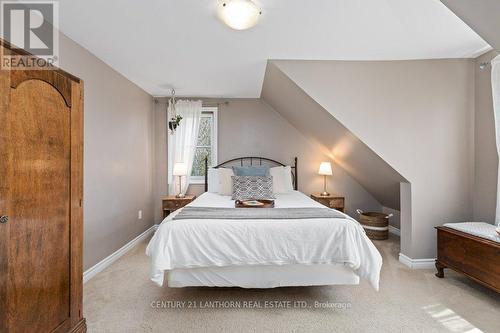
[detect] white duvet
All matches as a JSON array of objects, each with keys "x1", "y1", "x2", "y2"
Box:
[{"x1": 146, "y1": 191, "x2": 383, "y2": 290}]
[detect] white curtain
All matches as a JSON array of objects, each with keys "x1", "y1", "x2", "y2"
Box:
[
  {"x1": 492, "y1": 55, "x2": 500, "y2": 226},
  {"x1": 168, "y1": 100, "x2": 202, "y2": 196}
]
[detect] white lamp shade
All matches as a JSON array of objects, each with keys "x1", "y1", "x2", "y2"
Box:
[
  {"x1": 218, "y1": 0, "x2": 261, "y2": 30},
  {"x1": 173, "y1": 162, "x2": 187, "y2": 176},
  {"x1": 318, "y1": 162, "x2": 333, "y2": 176}
]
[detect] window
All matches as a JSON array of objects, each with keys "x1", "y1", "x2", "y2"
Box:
[{"x1": 190, "y1": 107, "x2": 218, "y2": 183}]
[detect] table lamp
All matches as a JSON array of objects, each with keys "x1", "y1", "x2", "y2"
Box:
[
  {"x1": 173, "y1": 162, "x2": 187, "y2": 198},
  {"x1": 318, "y1": 162, "x2": 333, "y2": 196}
]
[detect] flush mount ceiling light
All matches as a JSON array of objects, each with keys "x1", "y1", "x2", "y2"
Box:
[{"x1": 218, "y1": 0, "x2": 262, "y2": 30}]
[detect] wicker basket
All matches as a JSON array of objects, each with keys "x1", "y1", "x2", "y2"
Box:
[{"x1": 356, "y1": 210, "x2": 392, "y2": 240}]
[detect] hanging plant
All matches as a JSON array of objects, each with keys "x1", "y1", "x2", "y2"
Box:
[
  {"x1": 168, "y1": 114, "x2": 183, "y2": 132},
  {"x1": 167, "y1": 88, "x2": 183, "y2": 134}
]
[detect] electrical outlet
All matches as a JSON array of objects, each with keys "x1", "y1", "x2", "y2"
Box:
[{"x1": 138, "y1": 210, "x2": 143, "y2": 220}]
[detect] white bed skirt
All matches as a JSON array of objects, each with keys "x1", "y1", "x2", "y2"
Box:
[{"x1": 167, "y1": 264, "x2": 360, "y2": 288}]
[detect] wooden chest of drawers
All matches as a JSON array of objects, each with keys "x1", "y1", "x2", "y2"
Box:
[{"x1": 435, "y1": 226, "x2": 500, "y2": 293}]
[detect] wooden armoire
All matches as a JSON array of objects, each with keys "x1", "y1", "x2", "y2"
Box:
[{"x1": 0, "y1": 40, "x2": 86, "y2": 332}]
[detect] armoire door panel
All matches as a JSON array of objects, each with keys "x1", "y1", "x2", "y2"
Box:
[
  {"x1": 69, "y1": 80, "x2": 84, "y2": 329},
  {"x1": 0, "y1": 54, "x2": 12, "y2": 333},
  {"x1": 7, "y1": 79, "x2": 71, "y2": 333},
  {"x1": 10, "y1": 70, "x2": 73, "y2": 108}
]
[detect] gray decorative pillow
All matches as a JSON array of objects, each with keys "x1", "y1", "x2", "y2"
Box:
[
  {"x1": 232, "y1": 176, "x2": 275, "y2": 201},
  {"x1": 232, "y1": 165, "x2": 270, "y2": 176}
]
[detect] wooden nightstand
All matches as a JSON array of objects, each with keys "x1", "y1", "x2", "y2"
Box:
[
  {"x1": 162, "y1": 195, "x2": 196, "y2": 218},
  {"x1": 310, "y1": 194, "x2": 345, "y2": 213}
]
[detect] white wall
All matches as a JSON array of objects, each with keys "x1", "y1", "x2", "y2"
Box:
[{"x1": 58, "y1": 34, "x2": 155, "y2": 270}]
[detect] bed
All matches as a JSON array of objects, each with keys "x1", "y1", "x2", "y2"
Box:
[{"x1": 146, "y1": 157, "x2": 382, "y2": 290}]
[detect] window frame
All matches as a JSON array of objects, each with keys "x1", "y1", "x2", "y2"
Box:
[{"x1": 190, "y1": 106, "x2": 218, "y2": 184}]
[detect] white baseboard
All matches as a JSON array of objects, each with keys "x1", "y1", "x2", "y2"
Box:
[
  {"x1": 388, "y1": 225, "x2": 400, "y2": 236},
  {"x1": 83, "y1": 224, "x2": 159, "y2": 284},
  {"x1": 399, "y1": 253, "x2": 435, "y2": 269}
]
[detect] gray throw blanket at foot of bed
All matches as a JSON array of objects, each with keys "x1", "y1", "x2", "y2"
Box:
[{"x1": 172, "y1": 207, "x2": 346, "y2": 220}]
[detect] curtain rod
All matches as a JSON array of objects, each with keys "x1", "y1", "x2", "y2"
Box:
[
  {"x1": 154, "y1": 98, "x2": 229, "y2": 106},
  {"x1": 203, "y1": 101, "x2": 229, "y2": 107},
  {"x1": 479, "y1": 62, "x2": 491, "y2": 70}
]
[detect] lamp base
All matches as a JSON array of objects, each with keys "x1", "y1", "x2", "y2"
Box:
[
  {"x1": 320, "y1": 191, "x2": 330, "y2": 197},
  {"x1": 175, "y1": 174, "x2": 185, "y2": 198}
]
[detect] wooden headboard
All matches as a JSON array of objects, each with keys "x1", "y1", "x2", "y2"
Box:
[{"x1": 204, "y1": 156, "x2": 298, "y2": 192}]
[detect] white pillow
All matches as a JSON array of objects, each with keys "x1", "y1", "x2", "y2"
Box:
[
  {"x1": 283, "y1": 165, "x2": 294, "y2": 192},
  {"x1": 270, "y1": 166, "x2": 285, "y2": 194},
  {"x1": 207, "y1": 168, "x2": 219, "y2": 193},
  {"x1": 270, "y1": 166, "x2": 294, "y2": 194},
  {"x1": 218, "y1": 168, "x2": 234, "y2": 196}
]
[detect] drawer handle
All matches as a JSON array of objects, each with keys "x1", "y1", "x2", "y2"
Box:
[{"x1": 0, "y1": 215, "x2": 9, "y2": 224}]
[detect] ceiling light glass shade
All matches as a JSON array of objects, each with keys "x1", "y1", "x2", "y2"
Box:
[{"x1": 218, "y1": 0, "x2": 261, "y2": 30}]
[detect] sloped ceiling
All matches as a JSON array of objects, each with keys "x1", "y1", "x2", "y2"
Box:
[
  {"x1": 55, "y1": 0, "x2": 489, "y2": 97},
  {"x1": 441, "y1": 0, "x2": 500, "y2": 52},
  {"x1": 262, "y1": 58, "x2": 475, "y2": 259},
  {"x1": 261, "y1": 61, "x2": 407, "y2": 209}
]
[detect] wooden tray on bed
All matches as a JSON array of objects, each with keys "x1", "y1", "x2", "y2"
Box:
[{"x1": 235, "y1": 200, "x2": 275, "y2": 208}]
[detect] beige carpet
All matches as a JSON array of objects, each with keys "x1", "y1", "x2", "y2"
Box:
[{"x1": 84, "y1": 234, "x2": 500, "y2": 332}]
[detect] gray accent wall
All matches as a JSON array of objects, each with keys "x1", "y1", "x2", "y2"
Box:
[
  {"x1": 153, "y1": 100, "x2": 168, "y2": 225},
  {"x1": 154, "y1": 98, "x2": 383, "y2": 219},
  {"x1": 473, "y1": 50, "x2": 499, "y2": 223},
  {"x1": 58, "y1": 33, "x2": 155, "y2": 270},
  {"x1": 262, "y1": 62, "x2": 407, "y2": 210},
  {"x1": 214, "y1": 99, "x2": 383, "y2": 218},
  {"x1": 264, "y1": 59, "x2": 475, "y2": 259}
]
